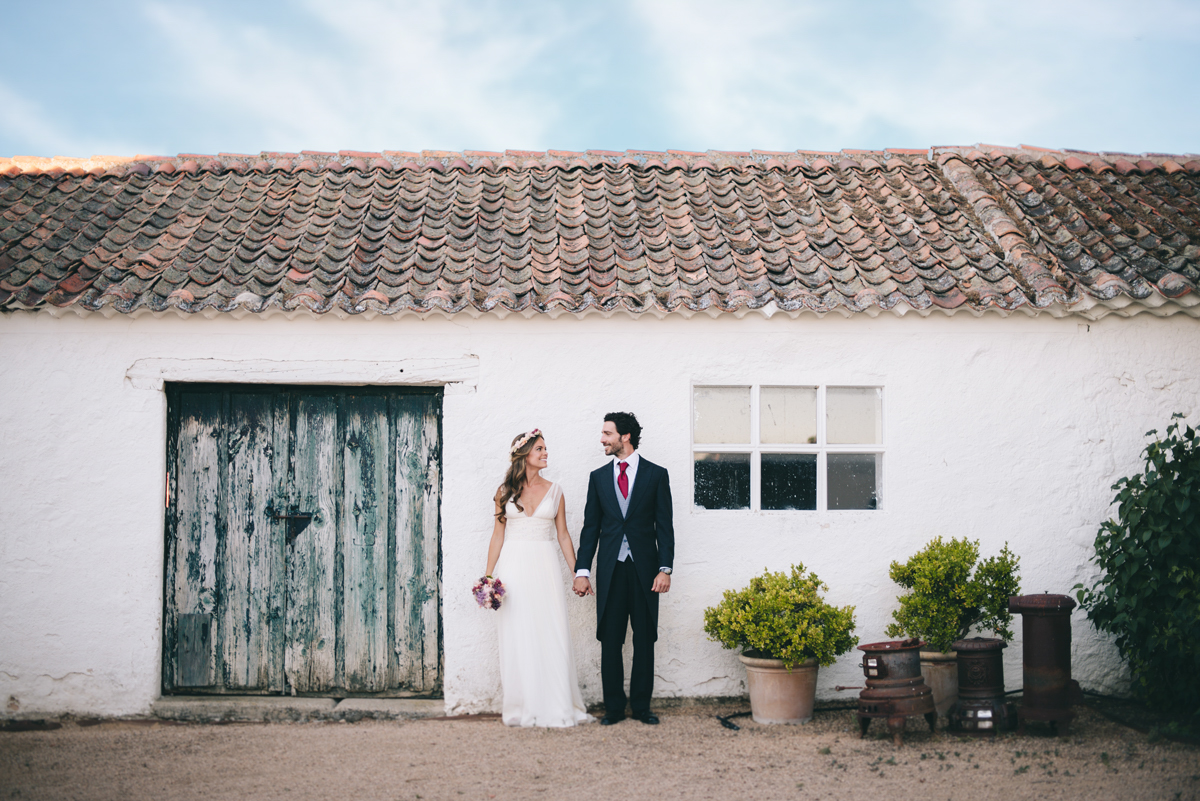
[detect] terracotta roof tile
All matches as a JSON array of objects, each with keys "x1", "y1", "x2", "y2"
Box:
[{"x1": 0, "y1": 148, "x2": 1195, "y2": 316}]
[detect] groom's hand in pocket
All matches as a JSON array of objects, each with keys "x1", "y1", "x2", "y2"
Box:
[{"x1": 572, "y1": 577, "x2": 593, "y2": 596}]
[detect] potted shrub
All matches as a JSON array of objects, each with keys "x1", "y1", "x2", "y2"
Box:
[
  {"x1": 885, "y1": 537, "x2": 1020, "y2": 719},
  {"x1": 703, "y1": 564, "x2": 858, "y2": 724}
]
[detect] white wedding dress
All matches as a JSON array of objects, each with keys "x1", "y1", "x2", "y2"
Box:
[{"x1": 493, "y1": 482, "x2": 593, "y2": 727}]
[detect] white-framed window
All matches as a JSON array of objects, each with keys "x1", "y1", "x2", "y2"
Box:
[{"x1": 691, "y1": 385, "x2": 883, "y2": 511}]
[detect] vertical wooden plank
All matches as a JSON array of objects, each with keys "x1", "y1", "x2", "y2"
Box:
[
  {"x1": 167, "y1": 391, "x2": 222, "y2": 690},
  {"x1": 163, "y1": 387, "x2": 182, "y2": 692},
  {"x1": 286, "y1": 394, "x2": 339, "y2": 693},
  {"x1": 268, "y1": 396, "x2": 289, "y2": 693},
  {"x1": 341, "y1": 393, "x2": 391, "y2": 691},
  {"x1": 219, "y1": 392, "x2": 281, "y2": 690},
  {"x1": 392, "y1": 392, "x2": 442, "y2": 692},
  {"x1": 177, "y1": 614, "x2": 212, "y2": 687}
]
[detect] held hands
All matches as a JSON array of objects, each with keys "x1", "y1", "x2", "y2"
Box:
[{"x1": 572, "y1": 573, "x2": 670, "y2": 595}]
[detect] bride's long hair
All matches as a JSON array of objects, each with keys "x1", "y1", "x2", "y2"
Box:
[{"x1": 495, "y1": 431, "x2": 543, "y2": 524}]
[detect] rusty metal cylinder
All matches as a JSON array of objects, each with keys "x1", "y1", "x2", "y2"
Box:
[
  {"x1": 949, "y1": 637, "x2": 1011, "y2": 732},
  {"x1": 860, "y1": 639, "x2": 925, "y2": 687},
  {"x1": 856, "y1": 640, "x2": 936, "y2": 730},
  {"x1": 1009, "y1": 593, "x2": 1076, "y2": 726}
]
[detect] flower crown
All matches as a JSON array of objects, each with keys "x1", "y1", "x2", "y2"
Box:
[{"x1": 510, "y1": 429, "x2": 542, "y2": 455}]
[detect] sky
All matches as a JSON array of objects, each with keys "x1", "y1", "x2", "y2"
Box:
[{"x1": 1, "y1": 0, "x2": 1198, "y2": 158}]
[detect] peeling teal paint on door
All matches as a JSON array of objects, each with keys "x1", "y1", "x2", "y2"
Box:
[{"x1": 164, "y1": 385, "x2": 442, "y2": 696}]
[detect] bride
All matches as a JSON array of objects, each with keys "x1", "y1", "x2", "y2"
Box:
[{"x1": 484, "y1": 429, "x2": 593, "y2": 727}]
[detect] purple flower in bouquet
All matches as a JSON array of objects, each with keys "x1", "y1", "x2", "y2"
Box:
[{"x1": 473, "y1": 576, "x2": 505, "y2": 610}]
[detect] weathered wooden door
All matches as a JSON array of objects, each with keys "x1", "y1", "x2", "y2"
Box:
[{"x1": 163, "y1": 385, "x2": 441, "y2": 696}]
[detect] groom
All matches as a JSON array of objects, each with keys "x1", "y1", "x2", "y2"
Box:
[{"x1": 573, "y1": 412, "x2": 674, "y2": 725}]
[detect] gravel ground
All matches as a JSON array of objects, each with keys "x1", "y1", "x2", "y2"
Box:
[{"x1": 2, "y1": 703, "x2": 1198, "y2": 801}]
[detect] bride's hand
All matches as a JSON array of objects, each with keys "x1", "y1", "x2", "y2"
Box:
[{"x1": 572, "y1": 576, "x2": 593, "y2": 597}]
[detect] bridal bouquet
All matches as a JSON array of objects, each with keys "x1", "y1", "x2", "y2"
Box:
[{"x1": 472, "y1": 576, "x2": 506, "y2": 610}]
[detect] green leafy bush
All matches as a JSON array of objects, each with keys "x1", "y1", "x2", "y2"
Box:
[
  {"x1": 703, "y1": 564, "x2": 858, "y2": 668},
  {"x1": 1075, "y1": 414, "x2": 1200, "y2": 716},
  {"x1": 885, "y1": 537, "x2": 1020, "y2": 653}
]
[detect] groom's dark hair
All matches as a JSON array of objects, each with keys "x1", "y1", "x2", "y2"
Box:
[{"x1": 605, "y1": 412, "x2": 641, "y2": 450}]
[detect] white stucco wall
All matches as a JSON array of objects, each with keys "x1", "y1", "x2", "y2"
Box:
[{"x1": 1, "y1": 309, "x2": 1197, "y2": 717}]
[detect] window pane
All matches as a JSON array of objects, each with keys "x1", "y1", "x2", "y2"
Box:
[
  {"x1": 761, "y1": 453, "x2": 817, "y2": 510},
  {"x1": 827, "y1": 387, "x2": 882, "y2": 444},
  {"x1": 828, "y1": 453, "x2": 881, "y2": 510},
  {"x1": 693, "y1": 386, "x2": 751, "y2": 444},
  {"x1": 693, "y1": 452, "x2": 750, "y2": 510},
  {"x1": 760, "y1": 387, "x2": 817, "y2": 444}
]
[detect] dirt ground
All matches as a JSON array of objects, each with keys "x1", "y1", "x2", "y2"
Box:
[{"x1": 2, "y1": 702, "x2": 1198, "y2": 801}]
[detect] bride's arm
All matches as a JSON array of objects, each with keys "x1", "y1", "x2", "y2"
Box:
[
  {"x1": 484, "y1": 499, "x2": 506, "y2": 577},
  {"x1": 554, "y1": 494, "x2": 576, "y2": 569}
]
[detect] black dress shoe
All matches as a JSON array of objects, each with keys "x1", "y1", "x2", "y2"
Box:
[
  {"x1": 633, "y1": 713, "x2": 659, "y2": 725},
  {"x1": 600, "y1": 715, "x2": 624, "y2": 725}
]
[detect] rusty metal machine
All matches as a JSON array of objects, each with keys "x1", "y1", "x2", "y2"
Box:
[
  {"x1": 1009, "y1": 593, "x2": 1080, "y2": 735},
  {"x1": 948, "y1": 637, "x2": 1013, "y2": 734},
  {"x1": 856, "y1": 639, "x2": 937, "y2": 746}
]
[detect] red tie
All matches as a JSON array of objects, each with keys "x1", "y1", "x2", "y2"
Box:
[{"x1": 618, "y1": 461, "x2": 629, "y2": 498}]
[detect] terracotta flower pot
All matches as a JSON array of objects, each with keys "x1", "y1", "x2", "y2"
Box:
[
  {"x1": 739, "y1": 654, "x2": 819, "y2": 724},
  {"x1": 919, "y1": 650, "x2": 959, "y2": 720}
]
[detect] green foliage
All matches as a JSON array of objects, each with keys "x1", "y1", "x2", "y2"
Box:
[
  {"x1": 1075, "y1": 414, "x2": 1200, "y2": 716},
  {"x1": 885, "y1": 537, "x2": 1021, "y2": 653},
  {"x1": 703, "y1": 564, "x2": 858, "y2": 668}
]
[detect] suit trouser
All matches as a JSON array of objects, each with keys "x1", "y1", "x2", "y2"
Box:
[{"x1": 600, "y1": 558, "x2": 654, "y2": 717}]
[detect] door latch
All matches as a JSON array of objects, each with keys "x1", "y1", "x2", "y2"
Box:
[{"x1": 272, "y1": 512, "x2": 314, "y2": 544}]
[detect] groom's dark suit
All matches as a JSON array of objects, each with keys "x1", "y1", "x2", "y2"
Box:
[{"x1": 575, "y1": 455, "x2": 674, "y2": 718}]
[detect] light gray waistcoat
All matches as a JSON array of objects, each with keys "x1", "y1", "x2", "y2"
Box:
[{"x1": 615, "y1": 467, "x2": 632, "y2": 561}]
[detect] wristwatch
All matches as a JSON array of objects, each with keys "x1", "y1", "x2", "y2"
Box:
[{"x1": 659, "y1": 567, "x2": 673, "y2": 575}]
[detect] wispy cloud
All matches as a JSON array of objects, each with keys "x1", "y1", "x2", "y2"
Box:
[
  {"x1": 634, "y1": 0, "x2": 1200, "y2": 152},
  {"x1": 0, "y1": 80, "x2": 137, "y2": 157},
  {"x1": 0, "y1": 0, "x2": 1195, "y2": 157},
  {"x1": 141, "y1": 0, "x2": 576, "y2": 152}
]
